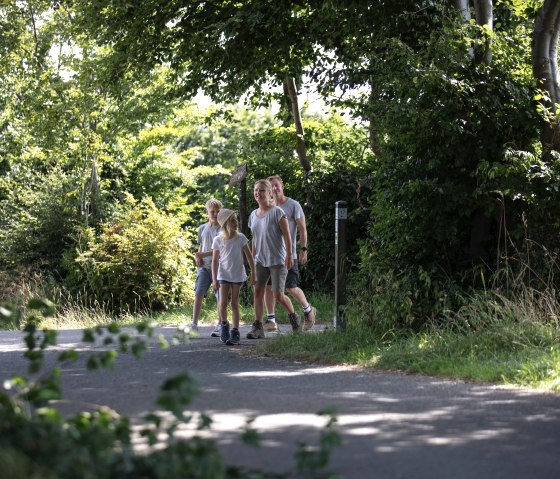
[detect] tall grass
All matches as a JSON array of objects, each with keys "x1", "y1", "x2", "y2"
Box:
[
  {"x1": 0, "y1": 270, "x2": 147, "y2": 330},
  {"x1": 256, "y1": 245, "x2": 560, "y2": 393}
]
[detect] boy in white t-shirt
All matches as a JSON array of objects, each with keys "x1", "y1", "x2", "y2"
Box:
[{"x1": 190, "y1": 198, "x2": 223, "y2": 335}]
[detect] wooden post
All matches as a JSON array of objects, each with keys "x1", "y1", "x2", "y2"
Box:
[{"x1": 334, "y1": 200, "x2": 347, "y2": 330}]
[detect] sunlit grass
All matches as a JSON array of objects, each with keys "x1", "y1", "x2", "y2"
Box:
[{"x1": 254, "y1": 288, "x2": 560, "y2": 393}]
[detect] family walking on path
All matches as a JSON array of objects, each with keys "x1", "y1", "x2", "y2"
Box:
[{"x1": 189, "y1": 175, "x2": 316, "y2": 346}]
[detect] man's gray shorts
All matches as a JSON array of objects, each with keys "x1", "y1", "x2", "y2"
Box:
[{"x1": 255, "y1": 263, "x2": 287, "y2": 292}]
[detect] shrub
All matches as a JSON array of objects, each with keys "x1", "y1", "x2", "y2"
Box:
[
  {"x1": 0, "y1": 167, "x2": 84, "y2": 273},
  {"x1": 347, "y1": 18, "x2": 541, "y2": 328},
  {"x1": 64, "y1": 195, "x2": 194, "y2": 312}
]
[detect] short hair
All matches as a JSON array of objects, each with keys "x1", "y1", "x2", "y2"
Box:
[
  {"x1": 267, "y1": 175, "x2": 283, "y2": 185},
  {"x1": 205, "y1": 198, "x2": 223, "y2": 211}
]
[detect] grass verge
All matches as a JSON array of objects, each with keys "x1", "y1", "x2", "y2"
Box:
[
  {"x1": 250, "y1": 289, "x2": 560, "y2": 393},
  {"x1": 253, "y1": 323, "x2": 560, "y2": 392}
]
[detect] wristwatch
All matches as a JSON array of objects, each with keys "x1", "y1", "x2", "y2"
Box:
[{"x1": 300, "y1": 246, "x2": 308, "y2": 251}]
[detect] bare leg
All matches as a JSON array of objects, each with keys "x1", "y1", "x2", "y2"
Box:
[
  {"x1": 274, "y1": 290, "x2": 295, "y2": 315},
  {"x1": 254, "y1": 285, "x2": 266, "y2": 322},
  {"x1": 214, "y1": 290, "x2": 222, "y2": 323},
  {"x1": 264, "y1": 284, "x2": 275, "y2": 316},
  {"x1": 286, "y1": 286, "x2": 310, "y2": 309},
  {"x1": 230, "y1": 284, "x2": 242, "y2": 329},
  {"x1": 219, "y1": 284, "x2": 231, "y2": 325},
  {"x1": 192, "y1": 294, "x2": 205, "y2": 323}
]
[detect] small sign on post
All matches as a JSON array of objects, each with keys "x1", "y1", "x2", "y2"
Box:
[{"x1": 334, "y1": 200, "x2": 347, "y2": 330}]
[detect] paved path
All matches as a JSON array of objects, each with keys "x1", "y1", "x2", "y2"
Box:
[{"x1": 1, "y1": 325, "x2": 559, "y2": 478}]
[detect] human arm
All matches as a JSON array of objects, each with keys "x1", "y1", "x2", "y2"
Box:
[
  {"x1": 211, "y1": 249, "x2": 220, "y2": 291},
  {"x1": 296, "y1": 216, "x2": 308, "y2": 265},
  {"x1": 195, "y1": 249, "x2": 213, "y2": 266},
  {"x1": 242, "y1": 244, "x2": 256, "y2": 286},
  {"x1": 279, "y1": 216, "x2": 293, "y2": 270}
]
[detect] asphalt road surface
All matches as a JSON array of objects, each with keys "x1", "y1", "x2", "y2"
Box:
[{"x1": 1, "y1": 324, "x2": 559, "y2": 478}]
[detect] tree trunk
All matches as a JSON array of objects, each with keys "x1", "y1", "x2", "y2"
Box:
[
  {"x1": 474, "y1": 0, "x2": 493, "y2": 64},
  {"x1": 283, "y1": 76, "x2": 312, "y2": 204},
  {"x1": 284, "y1": 76, "x2": 311, "y2": 173},
  {"x1": 532, "y1": 0, "x2": 560, "y2": 156},
  {"x1": 449, "y1": 0, "x2": 474, "y2": 58},
  {"x1": 449, "y1": 0, "x2": 471, "y2": 22},
  {"x1": 450, "y1": 0, "x2": 496, "y2": 261}
]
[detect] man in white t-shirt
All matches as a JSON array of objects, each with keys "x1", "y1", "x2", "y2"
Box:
[{"x1": 263, "y1": 175, "x2": 316, "y2": 331}]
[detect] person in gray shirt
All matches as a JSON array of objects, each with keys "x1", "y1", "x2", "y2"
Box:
[
  {"x1": 190, "y1": 198, "x2": 223, "y2": 335},
  {"x1": 263, "y1": 175, "x2": 316, "y2": 332},
  {"x1": 247, "y1": 179, "x2": 301, "y2": 339}
]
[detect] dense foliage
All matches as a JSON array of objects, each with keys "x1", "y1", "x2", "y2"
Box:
[
  {"x1": 2, "y1": 0, "x2": 560, "y2": 327},
  {"x1": 64, "y1": 195, "x2": 194, "y2": 312},
  {"x1": 349, "y1": 10, "x2": 542, "y2": 328}
]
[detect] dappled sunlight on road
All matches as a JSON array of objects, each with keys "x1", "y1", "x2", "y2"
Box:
[{"x1": 2, "y1": 326, "x2": 559, "y2": 478}]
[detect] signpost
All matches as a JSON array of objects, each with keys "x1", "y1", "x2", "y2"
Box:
[{"x1": 334, "y1": 201, "x2": 347, "y2": 330}]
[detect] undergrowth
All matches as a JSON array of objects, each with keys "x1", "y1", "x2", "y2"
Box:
[{"x1": 255, "y1": 287, "x2": 560, "y2": 393}]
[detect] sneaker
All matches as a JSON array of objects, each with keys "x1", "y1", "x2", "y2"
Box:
[
  {"x1": 226, "y1": 328, "x2": 240, "y2": 345},
  {"x1": 211, "y1": 322, "x2": 221, "y2": 337},
  {"x1": 303, "y1": 306, "x2": 316, "y2": 331},
  {"x1": 264, "y1": 319, "x2": 278, "y2": 332},
  {"x1": 288, "y1": 313, "x2": 300, "y2": 333},
  {"x1": 188, "y1": 322, "x2": 199, "y2": 335},
  {"x1": 246, "y1": 321, "x2": 265, "y2": 339},
  {"x1": 220, "y1": 322, "x2": 230, "y2": 343}
]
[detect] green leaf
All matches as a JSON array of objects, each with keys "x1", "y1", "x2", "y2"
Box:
[
  {"x1": 107, "y1": 322, "x2": 120, "y2": 334},
  {"x1": 82, "y1": 329, "x2": 95, "y2": 343}
]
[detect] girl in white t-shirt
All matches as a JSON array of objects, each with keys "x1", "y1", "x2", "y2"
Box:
[{"x1": 212, "y1": 209, "x2": 255, "y2": 345}]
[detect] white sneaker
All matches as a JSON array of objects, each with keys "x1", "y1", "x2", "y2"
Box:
[
  {"x1": 303, "y1": 307, "x2": 316, "y2": 331},
  {"x1": 264, "y1": 319, "x2": 278, "y2": 332},
  {"x1": 211, "y1": 322, "x2": 221, "y2": 337},
  {"x1": 189, "y1": 322, "x2": 199, "y2": 334}
]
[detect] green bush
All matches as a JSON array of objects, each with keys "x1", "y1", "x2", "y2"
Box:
[
  {"x1": 348, "y1": 18, "x2": 541, "y2": 328},
  {"x1": 64, "y1": 195, "x2": 194, "y2": 312},
  {"x1": 0, "y1": 167, "x2": 84, "y2": 272}
]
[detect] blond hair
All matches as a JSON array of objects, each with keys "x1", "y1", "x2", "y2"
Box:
[
  {"x1": 205, "y1": 198, "x2": 223, "y2": 211},
  {"x1": 254, "y1": 179, "x2": 274, "y2": 206},
  {"x1": 221, "y1": 213, "x2": 238, "y2": 241}
]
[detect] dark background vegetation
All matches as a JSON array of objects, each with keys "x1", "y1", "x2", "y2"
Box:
[{"x1": 1, "y1": 0, "x2": 559, "y2": 330}]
